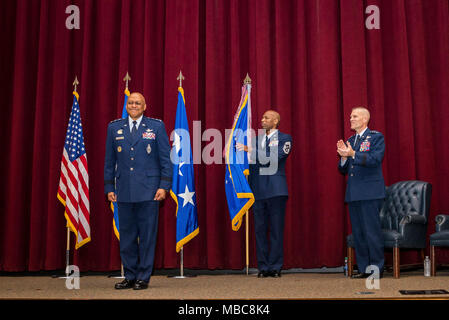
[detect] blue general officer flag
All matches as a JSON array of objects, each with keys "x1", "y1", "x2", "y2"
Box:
[
  {"x1": 110, "y1": 87, "x2": 130, "y2": 240},
  {"x1": 225, "y1": 84, "x2": 254, "y2": 231},
  {"x1": 170, "y1": 87, "x2": 199, "y2": 252}
]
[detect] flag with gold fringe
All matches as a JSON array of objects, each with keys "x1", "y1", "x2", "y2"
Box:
[
  {"x1": 170, "y1": 86, "x2": 199, "y2": 252},
  {"x1": 57, "y1": 90, "x2": 91, "y2": 248},
  {"x1": 224, "y1": 83, "x2": 254, "y2": 231}
]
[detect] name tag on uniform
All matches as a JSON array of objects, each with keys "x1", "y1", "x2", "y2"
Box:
[{"x1": 115, "y1": 136, "x2": 124, "y2": 140}]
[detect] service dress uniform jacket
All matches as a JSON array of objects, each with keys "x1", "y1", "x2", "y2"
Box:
[
  {"x1": 338, "y1": 128, "x2": 385, "y2": 202},
  {"x1": 104, "y1": 116, "x2": 172, "y2": 283},
  {"x1": 249, "y1": 130, "x2": 292, "y2": 273},
  {"x1": 104, "y1": 116, "x2": 172, "y2": 201},
  {"x1": 338, "y1": 128, "x2": 385, "y2": 274},
  {"x1": 249, "y1": 131, "x2": 292, "y2": 200}
]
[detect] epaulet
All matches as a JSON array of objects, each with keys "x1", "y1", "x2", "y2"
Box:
[
  {"x1": 109, "y1": 118, "x2": 125, "y2": 124},
  {"x1": 370, "y1": 130, "x2": 381, "y2": 134},
  {"x1": 148, "y1": 117, "x2": 162, "y2": 122}
]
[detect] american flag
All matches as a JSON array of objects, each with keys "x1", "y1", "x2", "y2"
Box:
[{"x1": 57, "y1": 92, "x2": 91, "y2": 249}]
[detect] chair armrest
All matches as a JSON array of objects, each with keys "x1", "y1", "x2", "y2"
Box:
[
  {"x1": 436, "y1": 214, "x2": 449, "y2": 232},
  {"x1": 401, "y1": 214, "x2": 427, "y2": 225}
]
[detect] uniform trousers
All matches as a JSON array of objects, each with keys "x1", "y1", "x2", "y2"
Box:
[
  {"x1": 254, "y1": 196, "x2": 288, "y2": 272},
  {"x1": 117, "y1": 200, "x2": 159, "y2": 283},
  {"x1": 349, "y1": 199, "x2": 384, "y2": 274}
]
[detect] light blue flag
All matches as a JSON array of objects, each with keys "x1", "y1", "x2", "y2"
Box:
[
  {"x1": 225, "y1": 84, "x2": 254, "y2": 231},
  {"x1": 110, "y1": 88, "x2": 130, "y2": 240},
  {"x1": 170, "y1": 87, "x2": 199, "y2": 252}
]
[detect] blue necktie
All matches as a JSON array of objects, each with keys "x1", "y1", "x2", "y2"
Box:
[
  {"x1": 354, "y1": 134, "x2": 361, "y2": 149},
  {"x1": 131, "y1": 120, "x2": 137, "y2": 142},
  {"x1": 265, "y1": 136, "x2": 270, "y2": 157}
]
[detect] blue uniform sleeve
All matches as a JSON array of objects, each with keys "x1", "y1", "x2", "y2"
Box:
[
  {"x1": 104, "y1": 123, "x2": 116, "y2": 194},
  {"x1": 156, "y1": 121, "x2": 173, "y2": 190},
  {"x1": 278, "y1": 134, "x2": 292, "y2": 160},
  {"x1": 338, "y1": 158, "x2": 349, "y2": 175},
  {"x1": 353, "y1": 133, "x2": 385, "y2": 167}
]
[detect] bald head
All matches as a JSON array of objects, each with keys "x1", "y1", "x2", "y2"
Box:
[
  {"x1": 261, "y1": 109, "x2": 281, "y2": 132},
  {"x1": 266, "y1": 110, "x2": 281, "y2": 125},
  {"x1": 129, "y1": 92, "x2": 146, "y2": 105},
  {"x1": 126, "y1": 92, "x2": 147, "y2": 120}
]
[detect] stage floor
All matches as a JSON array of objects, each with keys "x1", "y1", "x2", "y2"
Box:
[{"x1": 1, "y1": 269, "x2": 449, "y2": 300}]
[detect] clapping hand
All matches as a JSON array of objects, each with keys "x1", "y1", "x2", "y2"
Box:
[{"x1": 337, "y1": 139, "x2": 355, "y2": 158}]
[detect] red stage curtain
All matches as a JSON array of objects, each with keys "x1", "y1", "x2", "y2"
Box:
[{"x1": 1, "y1": 0, "x2": 449, "y2": 271}]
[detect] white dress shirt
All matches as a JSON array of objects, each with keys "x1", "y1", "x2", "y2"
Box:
[{"x1": 128, "y1": 115, "x2": 143, "y2": 132}]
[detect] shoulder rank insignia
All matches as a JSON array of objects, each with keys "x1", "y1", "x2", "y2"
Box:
[
  {"x1": 283, "y1": 141, "x2": 291, "y2": 154},
  {"x1": 110, "y1": 118, "x2": 125, "y2": 124}
]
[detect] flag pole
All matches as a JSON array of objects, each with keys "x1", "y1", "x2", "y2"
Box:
[
  {"x1": 109, "y1": 72, "x2": 130, "y2": 279},
  {"x1": 244, "y1": 73, "x2": 252, "y2": 276},
  {"x1": 55, "y1": 226, "x2": 71, "y2": 279},
  {"x1": 64, "y1": 77, "x2": 79, "y2": 277},
  {"x1": 180, "y1": 247, "x2": 184, "y2": 277},
  {"x1": 118, "y1": 72, "x2": 130, "y2": 279},
  {"x1": 246, "y1": 207, "x2": 249, "y2": 275},
  {"x1": 168, "y1": 71, "x2": 196, "y2": 279},
  {"x1": 58, "y1": 76, "x2": 79, "y2": 279},
  {"x1": 65, "y1": 226, "x2": 70, "y2": 277}
]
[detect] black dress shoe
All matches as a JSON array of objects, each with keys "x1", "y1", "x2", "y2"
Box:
[
  {"x1": 270, "y1": 270, "x2": 281, "y2": 278},
  {"x1": 351, "y1": 273, "x2": 370, "y2": 279},
  {"x1": 133, "y1": 280, "x2": 149, "y2": 290},
  {"x1": 114, "y1": 279, "x2": 135, "y2": 289},
  {"x1": 257, "y1": 271, "x2": 269, "y2": 278}
]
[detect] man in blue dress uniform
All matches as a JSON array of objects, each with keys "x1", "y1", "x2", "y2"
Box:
[
  {"x1": 337, "y1": 107, "x2": 385, "y2": 278},
  {"x1": 244, "y1": 110, "x2": 292, "y2": 278},
  {"x1": 104, "y1": 92, "x2": 172, "y2": 290}
]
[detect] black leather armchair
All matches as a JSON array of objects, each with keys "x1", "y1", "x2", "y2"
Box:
[
  {"x1": 430, "y1": 214, "x2": 449, "y2": 276},
  {"x1": 347, "y1": 180, "x2": 432, "y2": 278}
]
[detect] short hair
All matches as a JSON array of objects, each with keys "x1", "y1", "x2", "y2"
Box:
[{"x1": 352, "y1": 106, "x2": 370, "y2": 122}]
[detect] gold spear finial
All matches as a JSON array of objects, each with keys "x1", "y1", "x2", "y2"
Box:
[
  {"x1": 123, "y1": 72, "x2": 131, "y2": 89},
  {"x1": 243, "y1": 73, "x2": 252, "y2": 85},
  {"x1": 177, "y1": 70, "x2": 185, "y2": 87},
  {"x1": 73, "y1": 76, "x2": 79, "y2": 92}
]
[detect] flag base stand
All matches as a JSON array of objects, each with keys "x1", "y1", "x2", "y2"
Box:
[
  {"x1": 52, "y1": 274, "x2": 71, "y2": 279},
  {"x1": 168, "y1": 247, "x2": 197, "y2": 279},
  {"x1": 167, "y1": 274, "x2": 197, "y2": 279}
]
